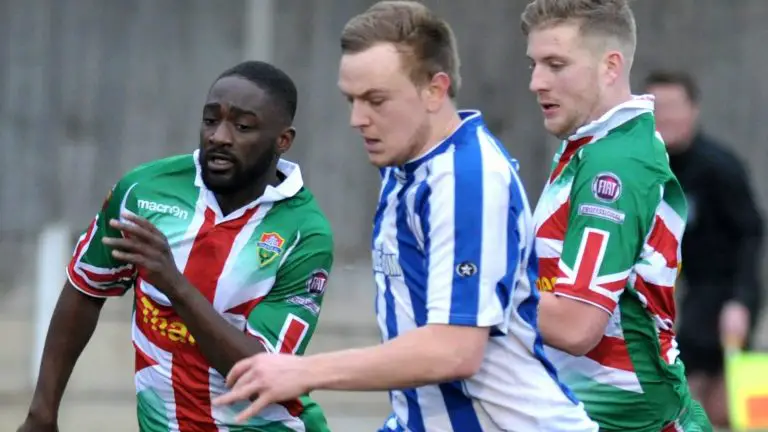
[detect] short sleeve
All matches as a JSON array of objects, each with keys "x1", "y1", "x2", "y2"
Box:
[
  {"x1": 553, "y1": 155, "x2": 656, "y2": 314},
  {"x1": 66, "y1": 181, "x2": 138, "y2": 298},
  {"x1": 246, "y1": 231, "x2": 333, "y2": 355},
  {"x1": 420, "y1": 161, "x2": 521, "y2": 330}
]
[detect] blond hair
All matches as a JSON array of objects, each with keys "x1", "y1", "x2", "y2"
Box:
[
  {"x1": 521, "y1": 0, "x2": 636, "y2": 67},
  {"x1": 340, "y1": 1, "x2": 461, "y2": 98}
]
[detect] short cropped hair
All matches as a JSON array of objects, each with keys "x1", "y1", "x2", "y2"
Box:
[
  {"x1": 340, "y1": 1, "x2": 461, "y2": 99},
  {"x1": 643, "y1": 70, "x2": 700, "y2": 104},
  {"x1": 521, "y1": 0, "x2": 637, "y2": 67},
  {"x1": 217, "y1": 61, "x2": 298, "y2": 124}
]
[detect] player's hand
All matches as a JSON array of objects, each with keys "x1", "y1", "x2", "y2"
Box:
[
  {"x1": 212, "y1": 353, "x2": 313, "y2": 423},
  {"x1": 720, "y1": 300, "x2": 750, "y2": 350},
  {"x1": 16, "y1": 415, "x2": 59, "y2": 432},
  {"x1": 102, "y1": 212, "x2": 184, "y2": 295}
]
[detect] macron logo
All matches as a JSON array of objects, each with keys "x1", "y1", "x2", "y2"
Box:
[{"x1": 137, "y1": 200, "x2": 189, "y2": 219}]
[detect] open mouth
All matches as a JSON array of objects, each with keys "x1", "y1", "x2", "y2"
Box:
[
  {"x1": 541, "y1": 103, "x2": 560, "y2": 116},
  {"x1": 206, "y1": 153, "x2": 235, "y2": 172},
  {"x1": 364, "y1": 138, "x2": 381, "y2": 150}
]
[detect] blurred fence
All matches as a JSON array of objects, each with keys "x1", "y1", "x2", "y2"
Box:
[{"x1": 0, "y1": 0, "x2": 766, "y2": 299}]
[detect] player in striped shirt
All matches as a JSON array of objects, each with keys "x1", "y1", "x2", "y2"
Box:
[
  {"x1": 522, "y1": 0, "x2": 712, "y2": 430},
  {"x1": 18, "y1": 61, "x2": 334, "y2": 432},
  {"x1": 214, "y1": 2, "x2": 598, "y2": 431}
]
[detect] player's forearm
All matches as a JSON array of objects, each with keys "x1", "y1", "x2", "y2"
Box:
[
  {"x1": 28, "y1": 282, "x2": 105, "y2": 422},
  {"x1": 538, "y1": 292, "x2": 603, "y2": 356},
  {"x1": 165, "y1": 279, "x2": 265, "y2": 377},
  {"x1": 305, "y1": 325, "x2": 483, "y2": 392}
]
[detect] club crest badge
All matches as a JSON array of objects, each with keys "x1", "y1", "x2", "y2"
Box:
[
  {"x1": 256, "y1": 232, "x2": 285, "y2": 267},
  {"x1": 456, "y1": 261, "x2": 478, "y2": 278}
]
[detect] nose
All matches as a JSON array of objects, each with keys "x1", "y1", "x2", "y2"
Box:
[
  {"x1": 529, "y1": 64, "x2": 550, "y2": 94},
  {"x1": 209, "y1": 122, "x2": 233, "y2": 146},
  {"x1": 349, "y1": 100, "x2": 371, "y2": 129}
]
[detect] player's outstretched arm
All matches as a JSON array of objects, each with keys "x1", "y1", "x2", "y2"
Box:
[
  {"x1": 306, "y1": 322, "x2": 489, "y2": 387},
  {"x1": 19, "y1": 282, "x2": 105, "y2": 431},
  {"x1": 213, "y1": 324, "x2": 489, "y2": 422}
]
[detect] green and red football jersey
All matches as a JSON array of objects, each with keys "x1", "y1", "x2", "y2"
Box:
[
  {"x1": 533, "y1": 96, "x2": 699, "y2": 431},
  {"x1": 67, "y1": 151, "x2": 333, "y2": 431}
]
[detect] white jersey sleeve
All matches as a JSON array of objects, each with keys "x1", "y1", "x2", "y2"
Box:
[{"x1": 420, "y1": 143, "x2": 524, "y2": 333}]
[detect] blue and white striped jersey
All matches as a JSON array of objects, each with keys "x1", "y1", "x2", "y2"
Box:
[{"x1": 372, "y1": 111, "x2": 598, "y2": 432}]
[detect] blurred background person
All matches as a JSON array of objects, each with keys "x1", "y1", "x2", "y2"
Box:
[{"x1": 645, "y1": 70, "x2": 765, "y2": 429}]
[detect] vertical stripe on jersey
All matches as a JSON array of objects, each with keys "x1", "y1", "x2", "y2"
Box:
[
  {"x1": 450, "y1": 141, "x2": 482, "y2": 323},
  {"x1": 173, "y1": 205, "x2": 258, "y2": 431},
  {"x1": 439, "y1": 382, "x2": 483, "y2": 430}
]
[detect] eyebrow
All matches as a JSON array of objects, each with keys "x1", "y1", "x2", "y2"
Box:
[
  {"x1": 362, "y1": 89, "x2": 388, "y2": 97},
  {"x1": 203, "y1": 102, "x2": 259, "y2": 117},
  {"x1": 342, "y1": 88, "x2": 390, "y2": 100},
  {"x1": 528, "y1": 54, "x2": 568, "y2": 63}
]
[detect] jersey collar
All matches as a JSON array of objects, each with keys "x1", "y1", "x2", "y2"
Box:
[
  {"x1": 567, "y1": 94, "x2": 655, "y2": 142},
  {"x1": 193, "y1": 150, "x2": 304, "y2": 218}
]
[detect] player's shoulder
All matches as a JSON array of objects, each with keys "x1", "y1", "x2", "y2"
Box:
[
  {"x1": 282, "y1": 187, "x2": 334, "y2": 247},
  {"x1": 578, "y1": 119, "x2": 670, "y2": 185},
  {"x1": 587, "y1": 113, "x2": 658, "y2": 154},
  {"x1": 117, "y1": 153, "x2": 197, "y2": 189},
  {"x1": 430, "y1": 128, "x2": 515, "y2": 187}
]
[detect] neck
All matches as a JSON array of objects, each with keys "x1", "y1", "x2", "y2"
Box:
[
  {"x1": 214, "y1": 163, "x2": 280, "y2": 216},
  {"x1": 411, "y1": 105, "x2": 462, "y2": 162},
  {"x1": 586, "y1": 85, "x2": 633, "y2": 125}
]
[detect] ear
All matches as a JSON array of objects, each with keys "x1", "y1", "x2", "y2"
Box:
[
  {"x1": 424, "y1": 71, "x2": 452, "y2": 112},
  {"x1": 603, "y1": 50, "x2": 625, "y2": 85},
  {"x1": 276, "y1": 127, "x2": 296, "y2": 155}
]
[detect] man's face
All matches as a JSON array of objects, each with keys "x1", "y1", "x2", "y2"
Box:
[
  {"x1": 338, "y1": 43, "x2": 431, "y2": 167},
  {"x1": 646, "y1": 83, "x2": 698, "y2": 153},
  {"x1": 199, "y1": 76, "x2": 291, "y2": 194},
  {"x1": 527, "y1": 23, "x2": 603, "y2": 139}
]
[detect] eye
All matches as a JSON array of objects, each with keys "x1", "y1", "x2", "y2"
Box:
[
  {"x1": 369, "y1": 98, "x2": 385, "y2": 107},
  {"x1": 235, "y1": 123, "x2": 253, "y2": 132},
  {"x1": 202, "y1": 117, "x2": 217, "y2": 126},
  {"x1": 549, "y1": 62, "x2": 566, "y2": 71}
]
